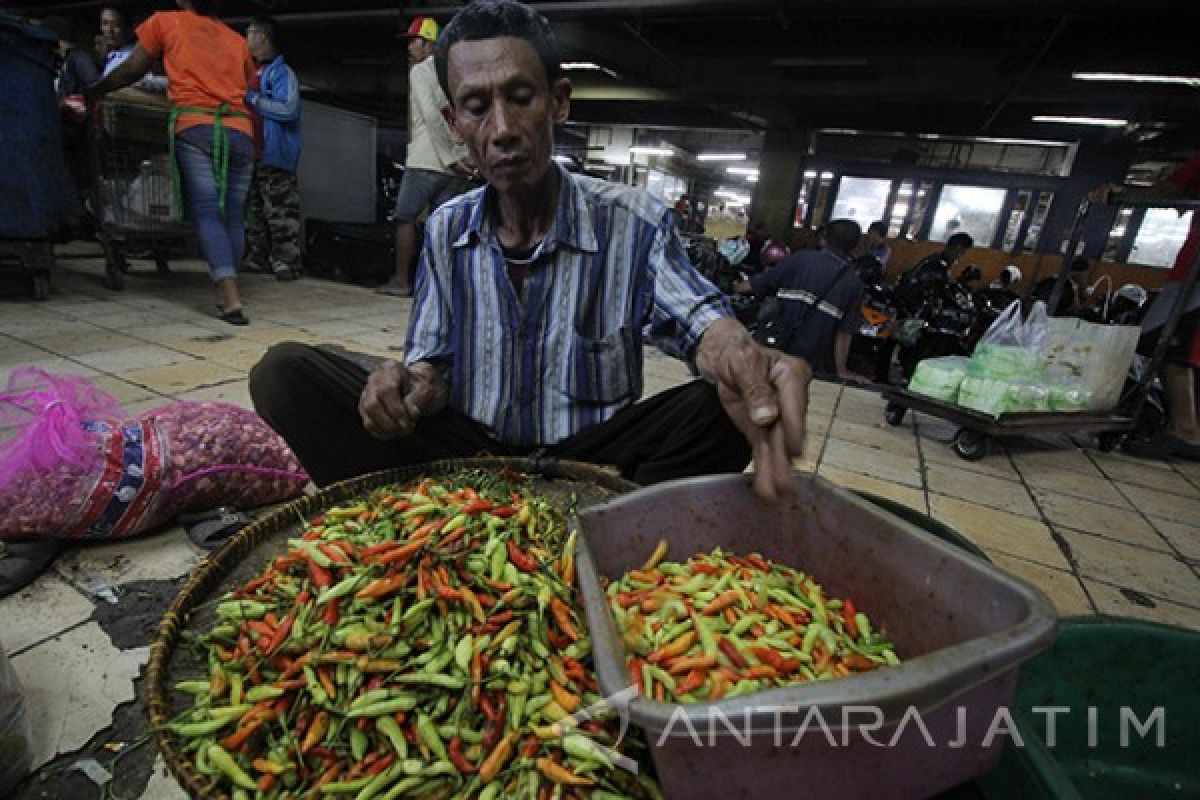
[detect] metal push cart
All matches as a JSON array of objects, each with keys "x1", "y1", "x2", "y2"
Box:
[
  {"x1": 89, "y1": 90, "x2": 195, "y2": 290},
  {"x1": 882, "y1": 195, "x2": 1200, "y2": 460}
]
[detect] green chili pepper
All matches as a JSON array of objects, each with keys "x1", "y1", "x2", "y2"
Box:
[
  {"x1": 208, "y1": 743, "x2": 258, "y2": 790},
  {"x1": 376, "y1": 715, "x2": 408, "y2": 758},
  {"x1": 346, "y1": 695, "x2": 419, "y2": 717},
  {"x1": 416, "y1": 714, "x2": 449, "y2": 763}
]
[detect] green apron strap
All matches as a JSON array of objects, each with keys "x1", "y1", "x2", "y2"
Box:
[{"x1": 167, "y1": 104, "x2": 249, "y2": 216}]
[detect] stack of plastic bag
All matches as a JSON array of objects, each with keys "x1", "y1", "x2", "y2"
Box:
[{"x1": 908, "y1": 356, "x2": 971, "y2": 401}]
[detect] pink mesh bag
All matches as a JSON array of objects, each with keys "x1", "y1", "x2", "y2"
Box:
[{"x1": 0, "y1": 368, "x2": 309, "y2": 539}]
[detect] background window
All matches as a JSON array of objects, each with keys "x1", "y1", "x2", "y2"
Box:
[
  {"x1": 1128, "y1": 208, "x2": 1194, "y2": 268},
  {"x1": 930, "y1": 184, "x2": 1007, "y2": 245},
  {"x1": 830, "y1": 176, "x2": 891, "y2": 231}
]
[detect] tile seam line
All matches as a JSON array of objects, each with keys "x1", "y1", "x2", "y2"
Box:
[
  {"x1": 1085, "y1": 449, "x2": 1200, "y2": 583},
  {"x1": 1008, "y1": 452, "x2": 1099, "y2": 615},
  {"x1": 995, "y1": 549, "x2": 1200, "y2": 613}
]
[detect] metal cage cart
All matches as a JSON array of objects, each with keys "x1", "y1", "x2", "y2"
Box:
[
  {"x1": 882, "y1": 195, "x2": 1200, "y2": 460},
  {"x1": 89, "y1": 91, "x2": 195, "y2": 291}
]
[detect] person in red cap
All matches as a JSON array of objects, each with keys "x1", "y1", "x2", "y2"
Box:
[{"x1": 377, "y1": 15, "x2": 475, "y2": 296}]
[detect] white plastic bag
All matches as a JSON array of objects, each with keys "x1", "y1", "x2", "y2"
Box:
[
  {"x1": 968, "y1": 300, "x2": 1048, "y2": 380},
  {"x1": 0, "y1": 643, "x2": 32, "y2": 794},
  {"x1": 1042, "y1": 318, "x2": 1139, "y2": 412}
]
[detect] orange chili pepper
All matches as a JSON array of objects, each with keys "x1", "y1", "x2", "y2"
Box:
[
  {"x1": 647, "y1": 630, "x2": 697, "y2": 665},
  {"x1": 700, "y1": 590, "x2": 741, "y2": 616},
  {"x1": 536, "y1": 758, "x2": 594, "y2": 787},
  {"x1": 549, "y1": 680, "x2": 580, "y2": 714},
  {"x1": 667, "y1": 654, "x2": 718, "y2": 675},
  {"x1": 549, "y1": 597, "x2": 580, "y2": 642}
]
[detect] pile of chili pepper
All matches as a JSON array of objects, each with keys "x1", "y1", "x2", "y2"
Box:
[
  {"x1": 608, "y1": 542, "x2": 900, "y2": 704},
  {"x1": 168, "y1": 469, "x2": 662, "y2": 800}
]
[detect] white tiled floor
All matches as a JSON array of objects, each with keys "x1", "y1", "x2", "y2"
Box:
[{"x1": 1, "y1": 249, "x2": 1198, "y2": 795}]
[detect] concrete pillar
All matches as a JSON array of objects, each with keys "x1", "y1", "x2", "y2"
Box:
[{"x1": 749, "y1": 127, "x2": 808, "y2": 240}]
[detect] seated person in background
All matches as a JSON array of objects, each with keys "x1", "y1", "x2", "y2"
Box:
[
  {"x1": 249, "y1": 0, "x2": 812, "y2": 500},
  {"x1": 893, "y1": 231, "x2": 974, "y2": 313},
  {"x1": 735, "y1": 219, "x2": 871, "y2": 385},
  {"x1": 99, "y1": 6, "x2": 167, "y2": 91},
  {"x1": 861, "y1": 220, "x2": 891, "y2": 269}
]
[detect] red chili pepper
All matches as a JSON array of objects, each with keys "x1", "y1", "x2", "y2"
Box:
[
  {"x1": 751, "y1": 646, "x2": 786, "y2": 670},
  {"x1": 479, "y1": 694, "x2": 499, "y2": 722},
  {"x1": 448, "y1": 735, "x2": 477, "y2": 773},
  {"x1": 436, "y1": 584, "x2": 461, "y2": 602},
  {"x1": 843, "y1": 599, "x2": 859, "y2": 638},
  {"x1": 263, "y1": 608, "x2": 297, "y2": 656},
  {"x1": 307, "y1": 559, "x2": 333, "y2": 589},
  {"x1": 717, "y1": 637, "x2": 749, "y2": 669},
  {"x1": 520, "y1": 735, "x2": 540, "y2": 758},
  {"x1": 488, "y1": 505, "x2": 517, "y2": 518},
  {"x1": 462, "y1": 499, "x2": 493, "y2": 515},
  {"x1": 322, "y1": 602, "x2": 339, "y2": 626},
  {"x1": 366, "y1": 754, "x2": 395, "y2": 776},
  {"x1": 306, "y1": 746, "x2": 337, "y2": 760},
  {"x1": 317, "y1": 543, "x2": 350, "y2": 566},
  {"x1": 506, "y1": 539, "x2": 538, "y2": 573},
  {"x1": 329, "y1": 539, "x2": 357, "y2": 556}
]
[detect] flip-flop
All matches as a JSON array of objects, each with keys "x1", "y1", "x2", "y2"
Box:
[
  {"x1": 180, "y1": 507, "x2": 250, "y2": 550},
  {"x1": 218, "y1": 308, "x2": 250, "y2": 326},
  {"x1": 0, "y1": 538, "x2": 67, "y2": 599}
]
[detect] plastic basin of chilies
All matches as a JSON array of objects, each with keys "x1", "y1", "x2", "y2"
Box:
[{"x1": 573, "y1": 473, "x2": 1058, "y2": 800}]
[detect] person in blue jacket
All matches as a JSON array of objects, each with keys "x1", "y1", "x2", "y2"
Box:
[{"x1": 244, "y1": 16, "x2": 302, "y2": 281}]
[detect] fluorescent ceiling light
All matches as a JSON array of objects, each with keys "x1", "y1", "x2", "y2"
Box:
[
  {"x1": 697, "y1": 152, "x2": 747, "y2": 161},
  {"x1": 714, "y1": 189, "x2": 750, "y2": 203},
  {"x1": 820, "y1": 172, "x2": 835, "y2": 180},
  {"x1": 562, "y1": 61, "x2": 620, "y2": 79},
  {"x1": 726, "y1": 166, "x2": 759, "y2": 176},
  {"x1": 628, "y1": 146, "x2": 673, "y2": 156},
  {"x1": 803, "y1": 170, "x2": 817, "y2": 178},
  {"x1": 585, "y1": 162, "x2": 617, "y2": 172},
  {"x1": 1072, "y1": 72, "x2": 1200, "y2": 87},
  {"x1": 1032, "y1": 115, "x2": 1128, "y2": 127},
  {"x1": 746, "y1": 176, "x2": 758, "y2": 183},
  {"x1": 552, "y1": 154, "x2": 574, "y2": 164}
]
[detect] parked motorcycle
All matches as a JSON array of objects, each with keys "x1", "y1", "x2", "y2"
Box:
[
  {"x1": 847, "y1": 255, "x2": 898, "y2": 383},
  {"x1": 892, "y1": 265, "x2": 982, "y2": 383}
]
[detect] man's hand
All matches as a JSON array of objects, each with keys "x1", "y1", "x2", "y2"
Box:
[
  {"x1": 358, "y1": 360, "x2": 448, "y2": 440},
  {"x1": 696, "y1": 318, "x2": 812, "y2": 500}
]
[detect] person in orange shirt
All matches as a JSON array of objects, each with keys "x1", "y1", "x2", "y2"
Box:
[{"x1": 91, "y1": 0, "x2": 256, "y2": 325}]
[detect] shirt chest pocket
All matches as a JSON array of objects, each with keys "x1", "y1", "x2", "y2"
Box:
[{"x1": 563, "y1": 325, "x2": 640, "y2": 407}]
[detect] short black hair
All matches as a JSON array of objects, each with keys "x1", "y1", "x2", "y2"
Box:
[
  {"x1": 248, "y1": 16, "x2": 279, "y2": 44},
  {"x1": 825, "y1": 219, "x2": 862, "y2": 256},
  {"x1": 947, "y1": 232, "x2": 974, "y2": 250},
  {"x1": 434, "y1": 0, "x2": 562, "y2": 101},
  {"x1": 41, "y1": 15, "x2": 81, "y2": 44},
  {"x1": 867, "y1": 220, "x2": 886, "y2": 235}
]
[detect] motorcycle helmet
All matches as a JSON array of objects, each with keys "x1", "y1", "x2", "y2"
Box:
[
  {"x1": 761, "y1": 240, "x2": 789, "y2": 267},
  {"x1": 1114, "y1": 283, "x2": 1148, "y2": 309},
  {"x1": 1001, "y1": 265, "x2": 1022, "y2": 286},
  {"x1": 717, "y1": 236, "x2": 750, "y2": 267}
]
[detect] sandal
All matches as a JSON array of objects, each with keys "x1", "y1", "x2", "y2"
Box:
[
  {"x1": 218, "y1": 308, "x2": 250, "y2": 326},
  {"x1": 180, "y1": 507, "x2": 250, "y2": 550},
  {"x1": 0, "y1": 539, "x2": 67, "y2": 599}
]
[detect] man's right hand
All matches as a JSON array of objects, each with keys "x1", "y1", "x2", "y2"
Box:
[{"x1": 358, "y1": 360, "x2": 446, "y2": 440}]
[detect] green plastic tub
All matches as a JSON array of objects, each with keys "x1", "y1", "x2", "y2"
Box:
[{"x1": 974, "y1": 616, "x2": 1200, "y2": 799}]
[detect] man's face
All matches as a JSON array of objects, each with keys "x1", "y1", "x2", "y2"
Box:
[
  {"x1": 246, "y1": 26, "x2": 269, "y2": 60},
  {"x1": 407, "y1": 37, "x2": 431, "y2": 64},
  {"x1": 443, "y1": 37, "x2": 570, "y2": 196},
  {"x1": 946, "y1": 245, "x2": 967, "y2": 264},
  {"x1": 100, "y1": 9, "x2": 127, "y2": 50}
]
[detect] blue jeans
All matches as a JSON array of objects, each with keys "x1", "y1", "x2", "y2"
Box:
[{"x1": 175, "y1": 125, "x2": 254, "y2": 283}]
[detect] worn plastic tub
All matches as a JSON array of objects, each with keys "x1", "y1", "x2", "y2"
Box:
[
  {"x1": 574, "y1": 473, "x2": 1058, "y2": 800},
  {"x1": 974, "y1": 616, "x2": 1199, "y2": 799}
]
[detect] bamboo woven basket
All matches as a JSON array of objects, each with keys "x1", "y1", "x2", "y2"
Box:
[{"x1": 144, "y1": 457, "x2": 635, "y2": 800}]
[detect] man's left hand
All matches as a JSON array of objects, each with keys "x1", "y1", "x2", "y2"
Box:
[{"x1": 697, "y1": 318, "x2": 812, "y2": 500}]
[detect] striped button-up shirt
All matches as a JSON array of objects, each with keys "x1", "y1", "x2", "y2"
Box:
[{"x1": 405, "y1": 166, "x2": 731, "y2": 448}]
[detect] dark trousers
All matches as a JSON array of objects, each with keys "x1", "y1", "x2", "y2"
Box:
[{"x1": 248, "y1": 342, "x2": 752, "y2": 487}]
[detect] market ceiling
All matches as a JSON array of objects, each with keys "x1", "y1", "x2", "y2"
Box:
[{"x1": 15, "y1": 0, "x2": 1200, "y2": 161}]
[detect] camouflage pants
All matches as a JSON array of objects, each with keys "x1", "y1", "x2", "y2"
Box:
[{"x1": 245, "y1": 164, "x2": 301, "y2": 274}]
